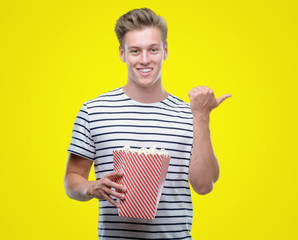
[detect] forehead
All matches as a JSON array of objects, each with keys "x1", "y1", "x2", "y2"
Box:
[{"x1": 123, "y1": 26, "x2": 163, "y2": 48}]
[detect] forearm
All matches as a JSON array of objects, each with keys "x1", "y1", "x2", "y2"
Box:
[
  {"x1": 64, "y1": 173, "x2": 95, "y2": 201},
  {"x1": 189, "y1": 114, "x2": 220, "y2": 194}
]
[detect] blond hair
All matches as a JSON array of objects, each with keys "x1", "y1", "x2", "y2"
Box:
[{"x1": 114, "y1": 8, "x2": 168, "y2": 48}]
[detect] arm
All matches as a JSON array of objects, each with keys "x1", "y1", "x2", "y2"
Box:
[
  {"x1": 64, "y1": 153, "x2": 94, "y2": 201},
  {"x1": 64, "y1": 153, "x2": 127, "y2": 207},
  {"x1": 189, "y1": 113, "x2": 219, "y2": 195},
  {"x1": 188, "y1": 86, "x2": 232, "y2": 195}
]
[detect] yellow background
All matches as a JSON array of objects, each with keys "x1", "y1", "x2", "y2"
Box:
[{"x1": 1, "y1": 0, "x2": 297, "y2": 239}]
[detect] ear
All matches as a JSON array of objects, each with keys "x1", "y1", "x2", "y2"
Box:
[
  {"x1": 119, "y1": 46, "x2": 126, "y2": 62},
  {"x1": 163, "y1": 41, "x2": 168, "y2": 60}
]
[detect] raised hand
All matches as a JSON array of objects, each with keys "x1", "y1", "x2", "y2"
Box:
[{"x1": 188, "y1": 86, "x2": 232, "y2": 116}]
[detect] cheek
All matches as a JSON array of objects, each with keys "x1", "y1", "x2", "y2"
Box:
[
  {"x1": 153, "y1": 54, "x2": 164, "y2": 63},
  {"x1": 126, "y1": 58, "x2": 134, "y2": 69},
  {"x1": 155, "y1": 58, "x2": 164, "y2": 69},
  {"x1": 127, "y1": 57, "x2": 138, "y2": 67}
]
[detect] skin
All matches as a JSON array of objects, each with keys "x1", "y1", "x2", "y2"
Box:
[
  {"x1": 64, "y1": 26, "x2": 232, "y2": 208},
  {"x1": 119, "y1": 26, "x2": 169, "y2": 103},
  {"x1": 188, "y1": 87, "x2": 232, "y2": 194},
  {"x1": 64, "y1": 153, "x2": 126, "y2": 207}
]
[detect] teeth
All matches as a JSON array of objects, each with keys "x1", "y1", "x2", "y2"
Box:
[{"x1": 139, "y1": 68, "x2": 152, "y2": 73}]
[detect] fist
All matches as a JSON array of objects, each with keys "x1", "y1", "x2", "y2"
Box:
[{"x1": 188, "y1": 86, "x2": 232, "y2": 116}]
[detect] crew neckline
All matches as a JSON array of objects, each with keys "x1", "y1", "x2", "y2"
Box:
[{"x1": 119, "y1": 87, "x2": 172, "y2": 107}]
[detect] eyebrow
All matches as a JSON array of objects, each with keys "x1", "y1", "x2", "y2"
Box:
[{"x1": 127, "y1": 44, "x2": 161, "y2": 49}]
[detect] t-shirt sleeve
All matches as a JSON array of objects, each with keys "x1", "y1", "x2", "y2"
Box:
[{"x1": 67, "y1": 102, "x2": 96, "y2": 161}]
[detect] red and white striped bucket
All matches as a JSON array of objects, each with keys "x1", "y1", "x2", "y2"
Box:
[{"x1": 113, "y1": 149, "x2": 171, "y2": 219}]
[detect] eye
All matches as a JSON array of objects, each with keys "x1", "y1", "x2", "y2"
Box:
[
  {"x1": 150, "y1": 48, "x2": 159, "y2": 53},
  {"x1": 131, "y1": 49, "x2": 139, "y2": 54}
]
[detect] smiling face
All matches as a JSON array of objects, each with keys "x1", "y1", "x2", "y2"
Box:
[{"x1": 119, "y1": 26, "x2": 168, "y2": 89}]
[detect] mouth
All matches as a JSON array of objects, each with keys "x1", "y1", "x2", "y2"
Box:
[
  {"x1": 137, "y1": 68, "x2": 153, "y2": 76},
  {"x1": 137, "y1": 68, "x2": 153, "y2": 73}
]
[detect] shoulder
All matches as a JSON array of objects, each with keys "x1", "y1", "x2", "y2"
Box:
[
  {"x1": 84, "y1": 87, "x2": 124, "y2": 107},
  {"x1": 166, "y1": 93, "x2": 192, "y2": 113}
]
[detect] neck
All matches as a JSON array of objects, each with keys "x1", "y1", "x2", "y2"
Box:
[{"x1": 122, "y1": 80, "x2": 169, "y2": 104}]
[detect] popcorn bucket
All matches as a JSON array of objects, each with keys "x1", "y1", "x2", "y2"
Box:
[{"x1": 113, "y1": 149, "x2": 171, "y2": 219}]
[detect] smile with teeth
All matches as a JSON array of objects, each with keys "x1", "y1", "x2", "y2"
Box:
[{"x1": 138, "y1": 68, "x2": 153, "y2": 73}]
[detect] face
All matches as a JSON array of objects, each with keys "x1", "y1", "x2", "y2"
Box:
[{"x1": 119, "y1": 26, "x2": 168, "y2": 89}]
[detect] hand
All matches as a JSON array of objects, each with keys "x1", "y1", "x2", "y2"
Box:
[
  {"x1": 86, "y1": 171, "x2": 127, "y2": 208},
  {"x1": 188, "y1": 86, "x2": 232, "y2": 116}
]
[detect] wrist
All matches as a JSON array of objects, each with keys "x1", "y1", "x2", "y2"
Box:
[
  {"x1": 193, "y1": 113, "x2": 210, "y2": 134},
  {"x1": 193, "y1": 112, "x2": 210, "y2": 122},
  {"x1": 84, "y1": 182, "x2": 94, "y2": 198}
]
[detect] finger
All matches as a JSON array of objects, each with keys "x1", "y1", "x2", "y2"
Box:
[
  {"x1": 188, "y1": 87, "x2": 200, "y2": 98},
  {"x1": 188, "y1": 88, "x2": 196, "y2": 96},
  {"x1": 105, "y1": 180, "x2": 127, "y2": 192},
  {"x1": 105, "y1": 187, "x2": 126, "y2": 200},
  {"x1": 104, "y1": 178, "x2": 127, "y2": 192},
  {"x1": 106, "y1": 171, "x2": 124, "y2": 179},
  {"x1": 111, "y1": 182, "x2": 127, "y2": 193},
  {"x1": 216, "y1": 94, "x2": 232, "y2": 106},
  {"x1": 102, "y1": 192, "x2": 119, "y2": 208}
]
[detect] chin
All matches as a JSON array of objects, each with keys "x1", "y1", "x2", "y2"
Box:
[
  {"x1": 140, "y1": 82, "x2": 158, "y2": 89},
  {"x1": 141, "y1": 77, "x2": 161, "y2": 86},
  {"x1": 133, "y1": 79, "x2": 156, "y2": 88}
]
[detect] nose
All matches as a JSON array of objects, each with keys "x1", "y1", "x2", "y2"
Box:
[{"x1": 140, "y1": 51, "x2": 150, "y2": 65}]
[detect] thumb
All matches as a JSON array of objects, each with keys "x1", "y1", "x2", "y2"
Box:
[{"x1": 216, "y1": 94, "x2": 232, "y2": 107}]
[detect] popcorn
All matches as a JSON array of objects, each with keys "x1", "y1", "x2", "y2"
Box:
[
  {"x1": 118, "y1": 145, "x2": 170, "y2": 157},
  {"x1": 113, "y1": 146, "x2": 171, "y2": 219}
]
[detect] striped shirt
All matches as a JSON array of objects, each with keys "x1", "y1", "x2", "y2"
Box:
[{"x1": 67, "y1": 87, "x2": 194, "y2": 240}]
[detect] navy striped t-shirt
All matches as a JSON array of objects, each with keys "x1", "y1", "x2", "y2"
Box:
[{"x1": 67, "y1": 87, "x2": 194, "y2": 240}]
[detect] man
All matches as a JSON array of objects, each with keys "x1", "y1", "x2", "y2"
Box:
[{"x1": 64, "y1": 8, "x2": 231, "y2": 239}]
